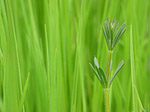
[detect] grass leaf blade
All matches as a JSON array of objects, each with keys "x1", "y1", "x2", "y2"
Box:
[{"x1": 19, "y1": 72, "x2": 30, "y2": 112}]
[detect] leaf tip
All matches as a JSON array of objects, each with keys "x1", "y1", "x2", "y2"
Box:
[{"x1": 94, "y1": 56, "x2": 99, "y2": 68}]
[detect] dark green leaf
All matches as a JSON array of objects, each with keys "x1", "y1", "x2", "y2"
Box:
[
  {"x1": 95, "y1": 67, "x2": 106, "y2": 87},
  {"x1": 113, "y1": 28, "x2": 126, "y2": 49},
  {"x1": 94, "y1": 57, "x2": 106, "y2": 87},
  {"x1": 99, "y1": 67, "x2": 107, "y2": 87},
  {"x1": 104, "y1": 21, "x2": 109, "y2": 36},
  {"x1": 113, "y1": 22, "x2": 126, "y2": 48},
  {"x1": 109, "y1": 60, "x2": 124, "y2": 87},
  {"x1": 89, "y1": 63, "x2": 104, "y2": 87}
]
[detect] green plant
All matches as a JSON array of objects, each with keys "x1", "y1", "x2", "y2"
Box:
[
  {"x1": 0, "y1": 0, "x2": 149, "y2": 111},
  {"x1": 90, "y1": 19, "x2": 126, "y2": 112}
]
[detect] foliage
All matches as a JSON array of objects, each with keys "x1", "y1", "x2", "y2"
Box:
[{"x1": 0, "y1": 0, "x2": 149, "y2": 112}]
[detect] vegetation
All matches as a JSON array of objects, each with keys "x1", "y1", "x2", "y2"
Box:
[
  {"x1": 0, "y1": 0, "x2": 150, "y2": 112},
  {"x1": 90, "y1": 19, "x2": 126, "y2": 112}
]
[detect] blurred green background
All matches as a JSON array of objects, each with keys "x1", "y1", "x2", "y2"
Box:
[{"x1": 0, "y1": 0, "x2": 150, "y2": 112}]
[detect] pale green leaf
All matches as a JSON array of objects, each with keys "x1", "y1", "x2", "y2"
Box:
[{"x1": 94, "y1": 57, "x2": 99, "y2": 68}]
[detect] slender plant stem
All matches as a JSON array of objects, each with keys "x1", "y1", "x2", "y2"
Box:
[
  {"x1": 106, "y1": 51, "x2": 113, "y2": 83},
  {"x1": 104, "y1": 88, "x2": 110, "y2": 112},
  {"x1": 104, "y1": 50, "x2": 112, "y2": 112}
]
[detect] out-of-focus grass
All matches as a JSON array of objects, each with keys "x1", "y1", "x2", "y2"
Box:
[{"x1": 0, "y1": 0, "x2": 150, "y2": 112}]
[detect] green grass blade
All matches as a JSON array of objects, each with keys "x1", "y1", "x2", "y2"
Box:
[
  {"x1": 0, "y1": 0, "x2": 149, "y2": 112},
  {"x1": 44, "y1": 24, "x2": 50, "y2": 112},
  {"x1": 130, "y1": 24, "x2": 136, "y2": 111},
  {"x1": 134, "y1": 84, "x2": 146, "y2": 111},
  {"x1": 19, "y1": 72, "x2": 30, "y2": 112}
]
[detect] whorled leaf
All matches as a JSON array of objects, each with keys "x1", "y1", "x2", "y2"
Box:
[
  {"x1": 102, "y1": 26, "x2": 109, "y2": 48},
  {"x1": 90, "y1": 57, "x2": 108, "y2": 88},
  {"x1": 109, "y1": 60, "x2": 124, "y2": 87},
  {"x1": 102, "y1": 19, "x2": 126, "y2": 50},
  {"x1": 98, "y1": 67, "x2": 107, "y2": 87},
  {"x1": 105, "y1": 19, "x2": 111, "y2": 49},
  {"x1": 113, "y1": 21, "x2": 119, "y2": 37},
  {"x1": 112, "y1": 22, "x2": 126, "y2": 48},
  {"x1": 89, "y1": 63, "x2": 104, "y2": 87}
]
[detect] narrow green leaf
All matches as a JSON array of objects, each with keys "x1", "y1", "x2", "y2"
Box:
[
  {"x1": 95, "y1": 66, "x2": 106, "y2": 87},
  {"x1": 94, "y1": 57, "x2": 107, "y2": 87},
  {"x1": 104, "y1": 20, "x2": 111, "y2": 49},
  {"x1": 134, "y1": 84, "x2": 146, "y2": 111},
  {"x1": 110, "y1": 28, "x2": 113, "y2": 49},
  {"x1": 130, "y1": 24, "x2": 136, "y2": 111},
  {"x1": 113, "y1": 22, "x2": 126, "y2": 48},
  {"x1": 109, "y1": 60, "x2": 124, "y2": 87},
  {"x1": 113, "y1": 21, "x2": 119, "y2": 37},
  {"x1": 102, "y1": 26, "x2": 109, "y2": 47},
  {"x1": 113, "y1": 28, "x2": 126, "y2": 49},
  {"x1": 89, "y1": 63, "x2": 104, "y2": 87},
  {"x1": 104, "y1": 21, "x2": 109, "y2": 35},
  {"x1": 107, "y1": 20, "x2": 111, "y2": 41},
  {"x1": 99, "y1": 67, "x2": 107, "y2": 87}
]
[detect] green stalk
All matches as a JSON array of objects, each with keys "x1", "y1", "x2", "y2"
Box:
[
  {"x1": 104, "y1": 88, "x2": 110, "y2": 112},
  {"x1": 105, "y1": 51, "x2": 112, "y2": 112},
  {"x1": 106, "y1": 51, "x2": 113, "y2": 83}
]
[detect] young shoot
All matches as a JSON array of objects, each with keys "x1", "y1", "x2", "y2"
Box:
[{"x1": 90, "y1": 19, "x2": 126, "y2": 112}]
